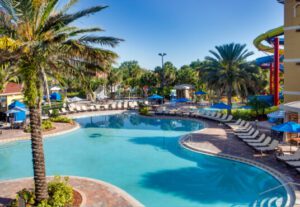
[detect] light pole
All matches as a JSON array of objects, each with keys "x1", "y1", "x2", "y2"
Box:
[{"x1": 158, "y1": 53, "x2": 167, "y2": 89}]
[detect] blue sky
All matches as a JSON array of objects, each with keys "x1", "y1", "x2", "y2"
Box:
[{"x1": 71, "y1": 0, "x2": 283, "y2": 69}]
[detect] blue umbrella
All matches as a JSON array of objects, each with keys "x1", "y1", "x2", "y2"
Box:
[
  {"x1": 148, "y1": 94, "x2": 163, "y2": 100},
  {"x1": 175, "y1": 98, "x2": 191, "y2": 103},
  {"x1": 272, "y1": 122, "x2": 300, "y2": 133},
  {"x1": 195, "y1": 90, "x2": 206, "y2": 95},
  {"x1": 211, "y1": 102, "x2": 231, "y2": 110},
  {"x1": 50, "y1": 92, "x2": 62, "y2": 101}
]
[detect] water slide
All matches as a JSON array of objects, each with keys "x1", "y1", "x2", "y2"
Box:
[{"x1": 253, "y1": 14, "x2": 284, "y2": 106}]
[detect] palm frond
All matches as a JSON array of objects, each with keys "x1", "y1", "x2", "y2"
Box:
[{"x1": 79, "y1": 36, "x2": 123, "y2": 47}]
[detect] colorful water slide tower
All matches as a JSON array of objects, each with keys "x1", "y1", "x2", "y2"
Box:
[
  {"x1": 281, "y1": 0, "x2": 300, "y2": 103},
  {"x1": 254, "y1": 25, "x2": 284, "y2": 106}
]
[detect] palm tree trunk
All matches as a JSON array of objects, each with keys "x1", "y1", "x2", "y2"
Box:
[
  {"x1": 227, "y1": 86, "x2": 233, "y2": 115},
  {"x1": 41, "y1": 67, "x2": 51, "y2": 107},
  {"x1": 29, "y1": 103, "x2": 48, "y2": 202}
]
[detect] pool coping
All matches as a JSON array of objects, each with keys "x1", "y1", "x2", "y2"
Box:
[{"x1": 0, "y1": 176, "x2": 144, "y2": 207}]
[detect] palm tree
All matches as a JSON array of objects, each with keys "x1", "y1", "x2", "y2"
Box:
[
  {"x1": 202, "y1": 43, "x2": 254, "y2": 114},
  {"x1": 0, "y1": 0, "x2": 122, "y2": 203}
]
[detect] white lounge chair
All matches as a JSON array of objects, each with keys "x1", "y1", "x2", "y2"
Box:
[
  {"x1": 214, "y1": 114, "x2": 227, "y2": 121},
  {"x1": 220, "y1": 115, "x2": 233, "y2": 123},
  {"x1": 254, "y1": 140, "x2": 279, "y2": 153},
  {"x1": 243, "y1": 134, "x2": 266, "y2": 143},
  {"x1": 235, "y1": 128, "x2": 254, "y2": 136},
  {"x1": 60, "y1": 108, "x2": 68, "y2": 115},
  {"x1": 277, "y1": 149, "x2": 300, "y2": 161},
  {"x1": 227, "y1": 118, "x2": 242, "y2": 127},
  {"x1": 247, "y1": 136, "x2": 272, "y2": 147},
  {"x1": 239, "y1": 130, "x2": 259, "y2": 139},
  {"x1": 229, "y1": 120, "x2": 246, "y2": 130}
]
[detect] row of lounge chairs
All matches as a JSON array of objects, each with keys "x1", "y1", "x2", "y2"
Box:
[
  {"x1": 156, "y1": 109, "x2": 233, "y2": 123},
  {"x1": 227, "y1": 119, "x2": 279, "y2": 154},
  {"x1": 49, "y1": 101, "x2": 144, "y2": 116}
]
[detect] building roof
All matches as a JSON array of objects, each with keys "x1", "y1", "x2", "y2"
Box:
[
  {"x1": 0, "y1": 82, "x2": 22, "y2": 95},
  {"x1": 174, "y1": 84, "x2": 195, "y2": 90},
  {"x1": 283, "y1": 101, "x2": 300, "y2": 113}
]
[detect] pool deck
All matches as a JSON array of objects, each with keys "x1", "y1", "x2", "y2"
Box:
[
  {"x1": 0, "y1": 176, "x2": 144, "y2": 207},
  {"x1": 0, "y1": 110, "x2": 125, "y2": 144},
  {"x1": 166, "y1": 116, "x2": 300, "y2": 207}
]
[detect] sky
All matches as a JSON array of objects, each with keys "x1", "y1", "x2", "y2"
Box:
[{"x1": 70, "y1": 0, "x2": 284, "y2": 69}]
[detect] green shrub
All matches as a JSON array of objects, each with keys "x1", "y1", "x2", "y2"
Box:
[
  {"x1": 51, "y1": 109, "x2": 60, "y2": 118},
  {"x1": 42, "y1": 120, "x2": 54, "y2": 131},
  {"x1": 50, "y1": 116, "x2": 74, "y2": 124},
  {"x1": 47, "y1": 176, "x2": 73, "y2": 207},
  {"x1": 139, "y1": 106, "x2": 149, "y2": 116},
  {"x1": 232, "y1": 109, "x2": 254, "y2": 121},
  {"x1": 10, "y1": 176, "x2": 73, "y2": 207}
]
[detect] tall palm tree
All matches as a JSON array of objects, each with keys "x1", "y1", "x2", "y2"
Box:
[
  {"x1": 0, "y1": 0, "x2": 122, "y2": 203},
  {"x1": 202, "y1": 43, "x2": 254, "y2": 114}
]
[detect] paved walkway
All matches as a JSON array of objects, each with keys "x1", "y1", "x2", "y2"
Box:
[{"x1": 0, "y1": 176, "x2": 143, "y2": 207}]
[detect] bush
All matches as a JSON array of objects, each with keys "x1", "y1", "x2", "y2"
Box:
[
  {"x1": 42, "y1": 120, "x2": 54, "y2": 131},
  {"x1": 51, "y1": 109, "x2": 60, "y2": 118},
  {"x1": 10, "y1": 176, "x2": 73, "y2": 207},
  {"x1": 47, "y1": 176, "x2": 73, "y2": 207},
  {"x1": 232, "y1": 109, "x2": 254, "y2": 121},
  {"x1": 50, "y1": 116, "x2": 74, "y2": 124},
  {"x1": 139, "y1": 106, "x2": 149, "y2": 116}
]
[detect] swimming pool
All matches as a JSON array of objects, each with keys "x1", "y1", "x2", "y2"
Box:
[{"x1": 0, "y1": 113, "x2": 289, "y2": 207}]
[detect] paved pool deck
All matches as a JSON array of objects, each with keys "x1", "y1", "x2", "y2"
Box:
[{"x1": 0, "y1": 176, "x2": 143, "y2": 207}]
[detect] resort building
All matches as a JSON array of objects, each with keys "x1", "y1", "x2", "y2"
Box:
[
  {"x1": 0, "y1": 82, "x2": 23, "y2": 112},
  {"x1": 283, "y1": 0, "x2": 300, "y2": 103},
  {"x1": 174, "y1": 84, "x2": 195, "y2": 100}
]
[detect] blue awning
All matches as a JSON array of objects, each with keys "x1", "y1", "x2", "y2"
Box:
[{"x1": 8, "y1": 101, "x2": 26, "y2": 109}]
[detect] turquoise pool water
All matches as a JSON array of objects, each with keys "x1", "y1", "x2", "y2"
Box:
[{"x1": 0, "y1": 113, "x2": 288, "y2": 207}]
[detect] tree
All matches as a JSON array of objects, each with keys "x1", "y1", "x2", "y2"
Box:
[
  {"x1": 176, "y1": 65, "x2": 198, "y2": 86},
  {"x1": 155, "y1": 61, "x2": 176, "y2": 88},
  {"x1": 107, "y1": 67, "x2": 123, "y2": 95},
  {"x1": 0, "y1": 0, "x2": 122, "y2": 203},
  {"x1": 139, "y1": 71, "x2": 158, "y2": 96},
  {"x1": 202, "y1": 43, "x2": 254, "y2": 114},
  {"x1": 119, "y1": 61, "x2": 144, "y2": 90}
]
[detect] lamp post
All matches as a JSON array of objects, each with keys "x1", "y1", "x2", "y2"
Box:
[{"x1": 158, "y1": 53, "x2": 167, "y2": 89}]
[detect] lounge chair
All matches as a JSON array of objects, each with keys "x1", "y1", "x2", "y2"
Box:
[
  {"x1": 234, "y1": 122, "x2": 251, "y2": 132},
  {"x1": 277, "y1": 149, "x2": 300, "y2": 161},
  {"x1": 103, "y1": 104, "x2": 109, "y2": 110},
  {"x1": 89, "y1": 105, "x2": 96, "y2": 111},
  {"x1": 238, "y1": 129, "x2": 259, "y2": 139},
  {"x1": 81, "y1": 105, "x2": 88, "y2": 111},
  {"x1": 209, "y1": 113, "x2": 222, "y2": 120},
  {"x1": 117, "y1": 102, "x2": 123, "y2": 110},
  {"x1": 253, "y1": 140, "x2": 279, "y2": 154},
  {"x1": 48, "y1": 109, "x2": 53, "y2": 116},
  {"x1": 220, "y1": 115, "x2": 233, "y2": 123},
  {"x1": 213, "y1": 114, "x2": 227, "y2": 121},
  {"x1": 60, "y1": 108, "x2": 68, "y2": 115},
  {"x1": 243, "y1": 134, "x2": 266, "y2": 143},
  {"x1": 68, "y1": 107, "x2": 76, "y2": 113},
  {"x1": 247, "y1": 136, "x2": 272, "y2": 147},
  {"x1": 235, "y1": 128, "x2": 254, "y2": 136},
  {"x1": 75, "y1": 105, "x2": 82, "y2": 112},
  {"x1": 227, "y1": 118, "x2": 241, "y2": 125},
  {"x1": 229, "y1": 120, "x2": 246, "y2": 130}
]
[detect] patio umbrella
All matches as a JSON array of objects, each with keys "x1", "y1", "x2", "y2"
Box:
[
  {"x1": 271, "y1": 121, "x2": 300, "y2": 133},
  {"x1": 195, "y1": 90, "x2": 206, "y2": 95},
  {"x1": 148, "y1": 94, "x2": 163, "y2": 100},
  {"x1": 211, "y1": 102, "x2": 231, "y2": 110},
  {"x1": 175, "y1": 98, "x2": 191, "y2": 103}
]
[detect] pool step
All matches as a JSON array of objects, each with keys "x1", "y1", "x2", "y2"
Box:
[{"x1": 251, "y1": 196, "x2": 284, "y2": 207}]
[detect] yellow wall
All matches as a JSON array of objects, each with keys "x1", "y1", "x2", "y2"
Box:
[
  {"x1": 0, "y1": 94, "x2": 24, "y2": 111},
  {"x1": 284, "y1": 0, "x2": 300, "y2": 102}
]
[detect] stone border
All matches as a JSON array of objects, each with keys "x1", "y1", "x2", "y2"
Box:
[{"x1": 0, "y1": 176, "x2": 144, "y2": 207}]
